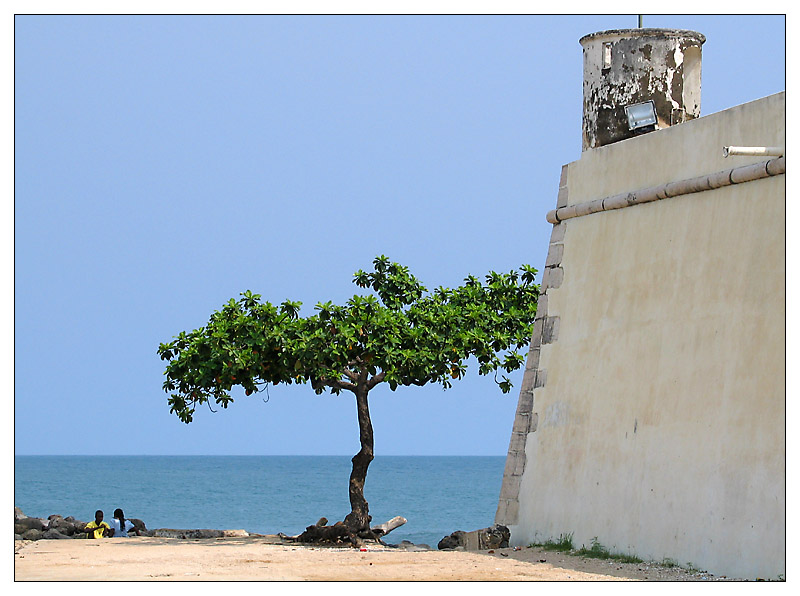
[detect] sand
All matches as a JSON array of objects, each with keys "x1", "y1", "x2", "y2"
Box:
[{"x1": 14, "y1": 536, "x2": 728, "y2": 581}]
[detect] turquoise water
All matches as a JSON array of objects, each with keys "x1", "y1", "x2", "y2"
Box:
[{"x1": 14, "y1": 456, "x2": 505, "y2": 547}]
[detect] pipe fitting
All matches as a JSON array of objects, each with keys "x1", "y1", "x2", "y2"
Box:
[{"x1": 723, "y1": 146, "x2": 784, "y2": 157}]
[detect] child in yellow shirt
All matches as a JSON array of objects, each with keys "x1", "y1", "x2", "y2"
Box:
[{"x1": 83, "y1": 510, "x2": 111, "y2": 538}]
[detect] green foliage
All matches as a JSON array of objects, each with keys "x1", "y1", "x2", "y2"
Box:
[
  {"x1": 158, "y1": 256, "x2": 539, "y2": 423},
  {"x1": 529, "y1": 532, "x2": 574, "y2": 552},
  {"x1": 531, "y1": 534, "x2": 643, "y2": 565},
  {"x1": 575, "y1": 537, "x2": 643, "y2": 564}
]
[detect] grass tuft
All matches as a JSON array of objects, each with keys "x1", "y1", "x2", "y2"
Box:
[
  {"x1": 575, "y1": 537, "x2": 643, "y2": 564},
  {"x1": 529, "y1": 532, "x2": 574, "y2": 552}
]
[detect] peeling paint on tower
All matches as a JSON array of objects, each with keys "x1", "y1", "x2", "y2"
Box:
[{"x1": 580, "y1": 28, "x2": 705, "y2": 151}]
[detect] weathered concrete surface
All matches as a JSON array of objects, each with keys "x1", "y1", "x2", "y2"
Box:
[
  {"x1": 500, "y1": 92, "x2": 785, "y2": 580},
  {"x1": 580, "y1": 28, "x2": 705, "y2": 150}
]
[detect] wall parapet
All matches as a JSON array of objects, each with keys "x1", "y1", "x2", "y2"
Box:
[{"x1": 546, "y1": 156, "x2": 785, "y2": 224}]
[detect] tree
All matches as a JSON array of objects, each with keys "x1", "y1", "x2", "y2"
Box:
[{"x1": 158, "y1": 256, "x2": 539, "y2": 544}]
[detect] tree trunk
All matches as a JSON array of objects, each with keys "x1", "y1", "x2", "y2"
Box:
[
  {"x1": 343, "y1": 380, "x2": 374, "y2": 534},
  {"x1": 292, "y1": 375, "x2": 381, "y2": 546}
]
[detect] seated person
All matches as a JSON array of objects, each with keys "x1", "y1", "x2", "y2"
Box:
[
  {"x1": 108, "y1": 508, "x2": 140, "y2": 537},
  {"x1": 83, "y1": 510, "x2": 111, "y2": 539}
]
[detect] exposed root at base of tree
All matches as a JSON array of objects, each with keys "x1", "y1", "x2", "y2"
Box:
[
  {"x1": 293, "y1": 523, "x2": 382, "y2": 548},
  {"x1": 278, "y1": 515, "x2": 406, "y2": 548}
]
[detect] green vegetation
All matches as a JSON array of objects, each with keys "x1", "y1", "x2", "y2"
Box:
[
  {"x1": 530, "y1": 534, "x2": 643, "y2": 564},
  {"x1": 529, "y1": 532, "x2": 574, "y2": 552},
  {"x1": 158, "y1": 256, "x2": 539, "y2": 540},
  {"x1": 575, "y1": 537, "x2": 643, "y2": 564}
]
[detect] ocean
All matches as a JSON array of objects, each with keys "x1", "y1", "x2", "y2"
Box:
[{"x1": 14, "y1": 455, "x2": 506, "y2": 547}]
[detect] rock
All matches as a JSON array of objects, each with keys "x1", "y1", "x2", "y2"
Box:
[
  {"x1": 437, "y1": 525, "x2": 510, "y2": 551},
  {"x1": 482, "y1": 524, "x2": 511, "y2": 550},
  {"x1": 15, "y1": 507, "x2": 26, "y2": 521},
  {"x1": 51, "y1": 520, "x2": 76, "y2": 536},
  {"x1": 152, "y1": 529, "x2": 224, "y2": 539},
  {"x1": 222, "y1": 529, "x2": 249, "y2": 537},
  {"x1": 438, "y1": 530, "x2": 466, "y2": 550},
  {"x1": 43, "y1": 529, "x2": 71, "y2": 540},
  {"x1": 65, "y1": 516, "x2": 76, "y2": 523},
  {"x1": 16, "y1": 517, "x2": 47, "y2": 531},
  {"x1": 15, "y1": 534, "x2": 23, "y2": 540},
  {"x1": 22, "y1": 529, "x2": 43, "y2": 541},
  {"x1": 130, "y1": 518, "x2": 147, "y2": 533}
]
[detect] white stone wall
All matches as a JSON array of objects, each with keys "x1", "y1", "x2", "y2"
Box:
[{"x1": 497, "y1": 92, "x2": 785, "y2": 580}]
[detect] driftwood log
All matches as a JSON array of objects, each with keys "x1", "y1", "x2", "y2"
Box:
[{"x1": 370, "y1": 516, "x2": 407, "y2": 537}]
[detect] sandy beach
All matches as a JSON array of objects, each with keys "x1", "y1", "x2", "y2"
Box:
[{"x1": 14, "y1": 536, "x2": 727, "y2": 581}]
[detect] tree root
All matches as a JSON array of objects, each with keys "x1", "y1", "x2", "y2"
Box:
[{"x1": 283, "y1": 516, "x2": 402, "y2": 548}]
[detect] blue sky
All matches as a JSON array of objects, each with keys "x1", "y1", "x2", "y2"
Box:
[{"x1": 14, "y1": 14, "x2": 786, "y2": 456}]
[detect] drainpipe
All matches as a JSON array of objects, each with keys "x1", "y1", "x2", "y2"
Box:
[{"x1": 723, "y1": 146, "x2": 784, "y2": 157}]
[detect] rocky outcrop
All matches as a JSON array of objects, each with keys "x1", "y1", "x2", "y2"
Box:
[
  {"x1": 150, "y1": 528, "x2": 250, "y2": 539},
  {"x1": 21, "y1": 529, "x2": 43, "y2": 541},
  {"x1": 151, "y1": 528, "x2": 223, "y2": 539},
  {"x1": 438, "y1": 525, "x2": 510, "y2": 551},
  {"x1": 14, "y1": 507, "x2": 149, "y2": 541},
  {"x1": 15, "y1": 516, "x2": 47, "y2": 532},
  {"x1": 437, "y1": 530, "x2": 466, "y2": 550},
  {"x1": 13, "y1": 506, "x2": 258, "y2": 543},
  {"x1": 130, "y1": 519, "x2": 148, "y2": 535}
]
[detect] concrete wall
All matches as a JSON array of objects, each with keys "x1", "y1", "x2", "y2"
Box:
[
  {"x1": 580, "y1": 28, "x2": 705, "y2": 150},
  {"x1": 497, "y1": 92, "x2": 785, "y2": 580}
]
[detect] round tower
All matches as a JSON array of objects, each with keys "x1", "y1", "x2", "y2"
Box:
[{"x1": 580, "y1": 28, "x2": 706, "y2": 151}]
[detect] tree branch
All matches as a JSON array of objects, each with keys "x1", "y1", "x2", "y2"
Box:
[
  {"x1": 313, "y1": 376, "x2": 358, "y2": 394},
  {"x1": 367, "y1": 371, "x2": 386, "y2": 390},
  {"x1": 331, "y1": 378, "x2": 358, "y2": 393},
  {"x1": 337, "y1": 380, "x2": 358, "y2": 393}
]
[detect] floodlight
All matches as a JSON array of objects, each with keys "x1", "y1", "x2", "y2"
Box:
[{"x1": 624, "y1": 100, "x2": 657, "y2": 131}]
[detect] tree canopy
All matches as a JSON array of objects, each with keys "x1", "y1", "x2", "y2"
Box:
[{"x1": 159, "y1": 256, "x2": 539, "y2": 422}]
